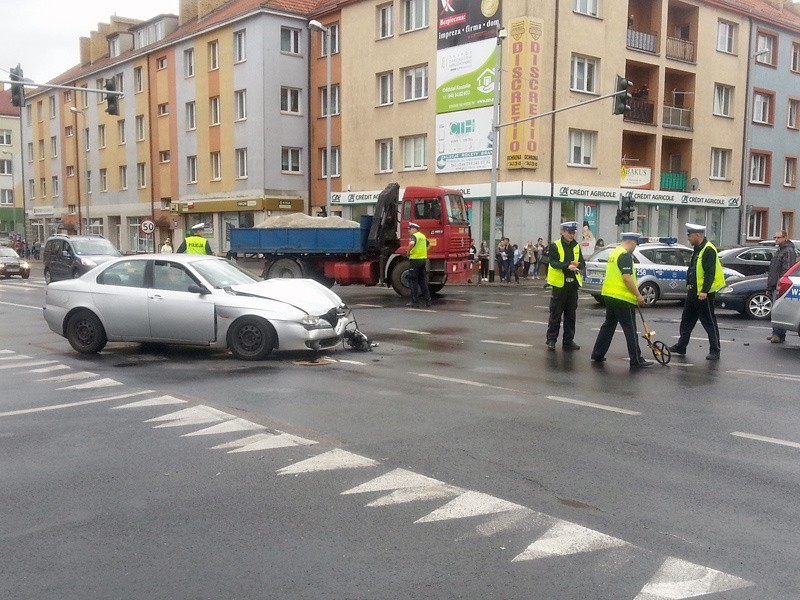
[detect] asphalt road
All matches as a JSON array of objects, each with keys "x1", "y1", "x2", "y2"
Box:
[{"x1": 1, "y1": 268, "x2": 799, "y2": 599}]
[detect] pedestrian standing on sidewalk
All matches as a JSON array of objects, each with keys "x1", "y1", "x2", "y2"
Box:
[
  {"x1": 523, "y1": 240, "x2": 535, "y2": 278},
  {"x1": 477, "y1": 241, "x2": 490, "y2": 281},
  {"x1": 766, "y1": 230, "x2": 798, "y2": 343},
  {"x1": 545, "y1": 222, "x2": 584, "y2": 351}
]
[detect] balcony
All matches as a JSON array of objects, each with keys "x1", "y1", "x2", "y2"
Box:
[
  {"x1": 627, "y1": 29, "x2": 658, "y2": 53},
  {"x1": 660, "y1": 172, "x2": 687, "y2": 191},
  {"x1": 624, "y1": 98, "x2": 655, "y2": 124},
  {"x1": 666, "y1": 37, "x2": 695, "y2": 62},
  {"x1": 663, "y1": 106, "x2": 692, "y2": 130}
]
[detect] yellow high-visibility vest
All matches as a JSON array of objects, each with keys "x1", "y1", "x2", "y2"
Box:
[
  {"x1": 601, "y1": 246, "x2": 637, "y2": 304},
  {"x1": 695, "y1": 242, "x2": 725, "y2": 293},
  {"x1": 185, "y1": 235, "x2": 207, "y2": 255},
  {"x1": 409, "y1": 231, "x2": 428, "y2": 259},
  {"x1": 546, "y1": 240, "x2": 583, "y2": 288}
]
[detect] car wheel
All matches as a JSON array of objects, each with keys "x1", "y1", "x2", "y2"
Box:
[
  {"x1": 389, "y1": 259, "x2": 412, "y2": 297},
  {"x1": 745, "y1": 292, "x2": 772, "y2": 320},
  {"x1": 44, "y1": 269, "x2": 52, "y2": 284},
  {"x1": 22, "y1": 272, "x2": 30, "y2": 279},
  {"x1": 638, "y1": 282, "x2": 659, "y2": 307},
  {"x1": 268, "y1": 258, "x2": 302, "y2": 279},
  {"x1": 228, "y1": 316, "x2": 276, "y2": 360},
  {"x1": 428, "y1": 283, "x2": 445, "y2": 295},
  {"x1": 72, "y1": 269, "x2": 81, "y2": 279},
  {"x1": 66, "y1": 310, "x2": 108, "y2": 354}
]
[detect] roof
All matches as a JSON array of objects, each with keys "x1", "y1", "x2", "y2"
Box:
[
  {"x1": 0, "y1": 89, "x2": 21, "y2": 117},
  {"x1": 703, "y1": 0, "x2": 800, "y2": 29}
]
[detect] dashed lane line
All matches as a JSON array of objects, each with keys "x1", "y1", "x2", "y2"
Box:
[
  {"x1": 728, "y1": 369, "x2": 800, "y2": 383},
  {"x1": 407, "y1": 307, "x2": 436, "y2": 313},
  {"x1": 460, "y1": 313, "x2": 499, "y2": 319},
  {"x1": 481, "y1": 301, "x2": 511, "y2": 305},
  {"x1": 336, "y1": 359, "x2": 367, "y2": 365},
  {"x1": 389, "y1": 327, "x2": 431, "y2": 335},
  {"x1": 546, "y1": 395, "x2": 641, "y2": 416},
  {"x1": 0, "y1": 300, "x2": 42, "y2": 310},
  {"x1": 521, "y1": 319, "x2": 548, "y2": 325},
  {"x1": 0, "y1": 390, "x2": 154, "y2": 418},
  {"x1": 730, "y1": 431, "x2": 800, "y2": 450},
  {"x1": 481, "y1": 339, "x2": 534, "y2": 348}
]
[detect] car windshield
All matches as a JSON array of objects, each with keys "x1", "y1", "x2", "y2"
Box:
[
  {"x1": 0, "y1": 248, "x2": 18, "y2": 258},
  {"x1": 192, "y1": 258, "x2": 260, "y2": 288},
  {"x1": 445, "y1": 194, "x2": 470, "y2": 225},
  {"x1": 72, "y1": 238, "x2": 119, "y2": 256}
]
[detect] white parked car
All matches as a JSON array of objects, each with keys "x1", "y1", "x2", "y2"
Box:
[{"x1": 43, "y1": 254, "x2": 354, "y2": 360}]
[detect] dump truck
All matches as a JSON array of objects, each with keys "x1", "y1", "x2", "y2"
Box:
[{"x1": 229, "y1": 183, "x2": 473, "y2": 296}]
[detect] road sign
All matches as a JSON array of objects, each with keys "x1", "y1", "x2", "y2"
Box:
[{"x1": 140, "y1": 219, "x2": 156, "y2": 235}]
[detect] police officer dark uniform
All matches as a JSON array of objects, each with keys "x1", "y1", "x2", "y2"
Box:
[
  {"x1": 406, "y1": 222, "x2": 432, "y2": 307},
  {"x1": 546, "y1": 221, "x2": 585, "y2": 351},
  {"x1": 668, "y1": 223, "x2": 724, "y2": 360},
  {"x1": 176, "y1": 222, "x2": 213, "y2": 255},
  {"x1": 590, "y1": 232, "x2": 652, "y2": 368}
]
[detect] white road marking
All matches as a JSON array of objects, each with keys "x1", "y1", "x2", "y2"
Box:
[
  {"x1": 546, "y1": 395, "x2": 641, "y2": 416},
  {"x1": 617, "y1": 359, "x2": 694, "y2": 368},
  {"x1": 511, "y1": 520, "x2": 630, "y2": 561},
  {"x1": 0, "y1": 349, "x2": 13, "y2": 354},
  {"x1": 521, "y1": 320, "x2": 548, "y2": 325},
  {"x1": 389, "y1": 327, "x2": 431, "y2": 335},
  {"x1": 731, "y1": 431, "x2": 800, "y2": 450},
  {"x1": 57, "y1": 377, "x2": 123, "y2": 390},
  {"x1": 112, "y1": 395, "x2": 188, "y2": 409},
  {"x1": 415, "y1": 490, "x2": 526, "y2": 523},
  {"x1": 0, "y1": 354, "x2": 30, "y2": 361},
  {"x1": 0, "y1": 390, "x2": 153, "y2": 417},
  {"x1": 0, "y1": 300, "x2": 41, "y2": 310},
  {"x1": 29, "y1": 364, "x2": 71, "y2": 373},
  {"x1": 728, "y1": 369, "x2": 800, "y2": 383},
  {"x1": 634, "y1": 556, "x2": 753, "y2": 600},
  {"x1": 276, "y1": 448, "x2": 378, "y2": 475},
  {"x1": 460, "y1": 313, "x2": 499, "y2": 319},
  {"x1": 414, "y1": 372, "x2": 502, "y2": 389},
  {"x1": 37, "y1": 371, "x2": 97, "y2": 383},
  {"x1": 481, "y1": 301, "x2": 511, "y2": 305},
  {"x1": 0, "y1": 360, "x2": 56, "y2": 370},
  {"x1": 670, "y1": 335, "x2": 733, "y2": 343},
  {"x1": 481, "y1": 340, "x2": 533, "y2": 348},
  {"x1": 407, "y1": 307, "x2": 436, "y2": 313},
  {"x1": 342, "y1": 468, "x2": 462, "y2": 506},
  {"x1": 182, "y1": 418, "x2": 264, "y2": 437},
  {"x1": 353, "y1": 303, "x2": 383, "y2": 308},
  {"x1": 445, "y1": 298, "x2": 468, "y2": 302},
  {"x1": 336, "y1": 359, "x2": 367, "y2": 365},
  {"x1": 145, "y1": 405, "x2": 232, "y2": 428},
  {"x1": 214, "y1": 432, "x2": 317, "y2": 453}
]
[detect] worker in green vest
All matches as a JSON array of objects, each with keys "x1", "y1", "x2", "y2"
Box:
[
  {"x1": 590, "y1": 232, "x2": 652, "y2": 368},
  {"x1": 405, "y1": 222, "x2": 431, "y2": 307},
  {"x1": 176, "y1": 222, "x2": 213, "y2": 255},
  {"x1": 669, "y1": 223, "x2": 725, "y2": 360},
  {"x1": 546, "y1": 221, "x2": 585, "y2": 351}
]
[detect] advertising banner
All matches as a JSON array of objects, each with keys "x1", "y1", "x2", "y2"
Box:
[
  {"x1": 504, "y1": 17, "x2": 542, "y2": 170},
  {"x1": 436, "y1": 38, "x2": 497, "y2": 114},
  {"x1": 620, "y1": 166, "x2": 652, "y2": 188},
  {"x1": 438, "y1": 0, "x2": 502, "y2": 49},
  {"x1": 434, "y1": 107, "x2": 494, "y2": 173}
]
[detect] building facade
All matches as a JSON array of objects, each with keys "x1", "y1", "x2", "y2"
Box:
[{"x1": 0, "y1": 89, "x2": 23, "y2": 239}]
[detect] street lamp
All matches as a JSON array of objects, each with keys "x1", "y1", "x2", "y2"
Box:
[
  {"x1": 309, "y1": 19, "x2": 332, "y2": 217},
  {"x1": 1, "y1": 150, "x2": 18, "y2": 236},
  {"x1": 488, "y1": 27, "x2": 507, "y2": 282},
  {"x1": 69, "y1": 107, "x2": 86, "y2": 234}
]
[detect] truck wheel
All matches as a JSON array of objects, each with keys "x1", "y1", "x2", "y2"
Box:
[
  {"x1": 390, "y1": 259, "x2": 412, "y2": 297},
  {"x1": 268, "y1": 258, "x2": 303, "y2": 279},
  {"x1": 428, "y1": 283, "x2": 445, "y2": 295}
]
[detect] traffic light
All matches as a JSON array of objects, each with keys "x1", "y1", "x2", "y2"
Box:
[
  {"x1": 620, "y1": 193, "x2": 636, "y2": 224},
  {"x1": 10, "y1": 64, "x2": 24, "y2": 107},
  {"x1": 613, "y1": 75, "x2": 633, "y2": 115},
  {"x1": 104, "y1": 78, "x2": 119, "y2": 116}
]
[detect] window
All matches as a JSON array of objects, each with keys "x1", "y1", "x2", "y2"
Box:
[
  {"x1": 137, "y1": 162, "x2": 146, "y2": 188},
  {"x1": 184, "y1": 49, "x2": 195, "y2": 77},
  {"x1": 710, "y1": 148, "x2": 731, "y2": 179},
  {"x1": 118, "y1": 119, "x2": 126, "y2": 144},
  {"x1": 713, "y1": 84, "x2": 732, "y2": 117},
  {"x1": 119, "y1": 165, "x2": 128, "y2": 190},
  {"x1": 716, "y1": 20, "x2": 736, "y2": 53},
  {"x1": 81, "y1": 85, "x2": 89, "y2": 108},
  {"x1": 63, "y1": 90, "x2": 73, "y2": 102},
  {"x1": 96, "y1": 79, "x2": 104, "y2": 104},
  {"x1": 234, "y1": 30, "x2": 246, "y2": 62},
  {"x1": 321, "y1": 24, "x2": 340, "y2": 55},
  {"x1": 0, "y1": 159, "x2": 10, "y2": 174},
  {"x1": 156, "y1": 56, "x2": 167, "y2": 69},
  {"x1": 402, "y1": 134, "x2": 426, "y2": 169},
  {"x1": 84, "y1": 128, "x2": 90, "y2": 151},
  {"x1": 86, "y1": 170, "x2": 92, "y2": 194},
  {"x1": 403, "y1": 65, "x2": 428, "y2": 101},
  {"x1": 187, "y1": 156, "x2": 198, "y2": 184},
  {"x1": 186, "y1": 101, "x2": 196, "y2": 130},
  {"x1": 0, "y1": 190, "x2": 12, "y2": 205},
  {"x1": 378, "y1": 139, "x2": 393, "y2": 172},
  {"x1": 574, "y1": 0, "x2": 598, "y2": 17},
  {"x1": 321, "y1": 84, "x2": 340, "y2": 115},
  {"x1": 281, "y1": 27, "x2": 300, "y2": 54},
  {"x1": 100, "y1": 168, "x2": 108, "y2": 192},
  {"x1": 747, "y1": 209, "x2": 767, "y2": 239},
  {"x1": 378, "y1": 72, "x2": 393, "y2": 105},
  {"x1": 28, "y1": 179, "x2": 34, "y2": 198},
  {"x1": 134, "y1": 67, "x2": 143, "y2": 92},
  {"x1": 756, "y1": 32, "x2": 776, "y2": 65},
  {"x1": 234, "y1": 90, "x2": 247, "y2": 120},
  {"x1": 789, "y1": 99, "x2": 800, "y2": 129},
  {"x1": 40, "y1": 177, "x2": 46, "y2": 197},
  {"x1": 210, "y1": 96, "x2": 221, "y2": 125},
  {"x1": 159, "y1": 150, "x2": 171, "y2": 163},
  {"x1": 753, "y1": 91, "x2": 774, "y2": 125},
  {"x1": 568, "y1": 129, "x2": 594, "y2": 166},
  {"x1": 98, "y1": 125, "x2": 106, "y2": 148},
  {"x1": 136, "y1": 115, "x2": 145, "y2": 141},
  {"x1": 109, "y1": 37, "x2": 120, "y2": 57},
  {"x1": 793, "y1": 43, "x2": 800, "y2": 73},
  {"x1": 210, "y1": 151, "x2": 221, "y2": 179},
  {"x1": 236, "y1": 148, "x2": 248, "y2": 178},
  {"x1": 404, "y1": 0, "x2": 428, "y2": 32},
  {"x1": 784, "y1": 157, "x2": 797, "y2": 187},
  {"x1": 0, "y1": 129, "x2": 11, "y2": 145},
  {"x1": 208, "y1": 40, "x2": 219, "y2": 70},
  {"x1": 49, "y1": 96, "x2": 56, "y2": 118},
  {"x1": 281, "y1": 147, "x2": 302, "y2": 173},
  {"x1": 158, "y1": 103, "x2": 169, "y2": 116},
  {"x1": 749, "y1": 152, "x2": 771, "y2": 185},
  {"x1": 321, "y1": 147, "x2": 341, "y2": 177},
  {"x1": 570, "y1": 55, "x2": 597, "y2": 93},
  {"x1": 281, "y1": 87, "x2": 301, "y2": 113},
  {"x1": 38, "y1": 140, "x2": 44, "y2": 160},
  {"x1": 26, "y1": 105, "x2": 32, "y2": 126},
  {"x1": 50, "y1": 136, "x2": 57, "y2": 157},
  {"x1": 27, "y1": 142, "x2": 33, "y2": 160},
  {"x1": 66, "y1": 165, "x2": 75, "y2": 177},
  {"x1": 378, "y1": 4, "x2": 393, "y2": 39}
]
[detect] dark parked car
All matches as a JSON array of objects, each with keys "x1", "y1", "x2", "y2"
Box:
[
  {"x1": 715, "y1": 275, "x2": 771, "y2": 319},
  {"x1": 43, "y1": 234, "x2": 121, "y2": 283},
  {"x1": 717, "y1": 246, "x2": 774, "y2": 276},
  {"x1": 0, "y1": 247, "x2": 31, "y2": 279}
]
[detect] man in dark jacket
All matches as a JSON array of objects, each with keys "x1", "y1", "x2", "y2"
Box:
[{"x1": 767, "y1": 230, "x2": 798, "y2": 343}]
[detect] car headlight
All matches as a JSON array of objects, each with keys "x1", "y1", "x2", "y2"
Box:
[
  {"x1": 20, "y1": 261, "x2": 30, "y2": 269},
  {"x1": 80, "y1": 258, "x2": 97, "y2": 267},
  {"x1": 719, "y1": 286, "x2": 733, "y2": 294},
  {"x1": 301, "y1": 315, "x2": 322, "y2": 327}
]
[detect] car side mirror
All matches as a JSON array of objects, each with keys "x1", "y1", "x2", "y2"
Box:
[
  {"x1": 62, "y1": 250, "x2": 71, "y2": 257},
  {"x1": 187, "y1": 283, "x2": 210, "y2": 295}
]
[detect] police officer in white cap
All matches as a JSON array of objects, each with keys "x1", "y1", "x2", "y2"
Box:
[
  {"x1": 405, "y1": 222, "x2": 431, "y2": 307},
  {"x1": 669, "y1": 223, "x2": 723, "y2": 360},
  {"x1": 176, "y1": 222, "x2": 213, "y2": 255},
  {"x1": 591, "y1": 232, "x2": 652, "y2": 368},
  {"x1": 545, "y1": 221, "x2": 585, "y2": 351}
]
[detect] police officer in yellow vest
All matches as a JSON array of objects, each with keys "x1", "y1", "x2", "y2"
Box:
[
  {"x1": 176, "y1": 222, "x2": 213, "y2": 255},
  {"x1": 590, "y1": 232, "x2": 652, "y2": 368},
  {"x1": 405, "y1": 222, "x2": 431, "y2": 307},
  {"x1": 668, "y1": 223, "x2": 725, "y2": 360},
  {"x1": 546, "y1": 221, "x2": 585, "y2": 351}
]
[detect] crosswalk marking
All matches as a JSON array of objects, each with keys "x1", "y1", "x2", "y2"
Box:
[
  {"x1": 415, "y1": 491, "x2": 526, "y2": 523},
  {"x1": 512, "y1": 520, "x2": 630, "y2": 561},
  {"x1": 0, "y1": 360, "x2": 56, "y2": 370},
  {"x1": 277, "y1": 448, "x2": 378, "y2": 475},
  {"x1": 145, "y1": 405, "x2": 231, "y2": 428},
  {"x1": 633, "y1": 556, "x2": 753, "y2": 599},
  {"x1": 57, "y1": 377, "x2": 123, "y2": 390},
  {"x1": 37, "y1": 371, "x2": 97, "y2": 383},
  {"x1": 29, "y1": 364, "x2": 71, "y2": 373},
  {"x1": 0, "y1": 354, "x2": 30, "y2": 361},
  {"x1": 181, "y1": 418, "x2": 264, "y2": 437},
  {"x1": 112, "y1": 395, "x2": 187, "y2": 409},
  {"x1": 213, "y1": 432, "x2": 317, "y2": 453}
]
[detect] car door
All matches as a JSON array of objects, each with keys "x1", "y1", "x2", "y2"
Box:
[
  {"x1": 735, "y1": 248, "x2": 772, "y2": 275},
  {"x1": 48, "y1": 240, "x2": 69, "y2": 281},
  {"x1": 147, "y1": 260, "x2": 216, "y2": 343},
  {"x1": 92, "y1": 260, "x2": 151, "y2": 339}
]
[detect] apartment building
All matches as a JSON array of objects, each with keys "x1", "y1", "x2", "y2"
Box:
[{"x1": 0, "y1": 89, "x2": 23, "y2": 237}]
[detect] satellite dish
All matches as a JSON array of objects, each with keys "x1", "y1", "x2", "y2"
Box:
[{"x1": 690, "y1": 178, "x2": 699, "y2": 191}]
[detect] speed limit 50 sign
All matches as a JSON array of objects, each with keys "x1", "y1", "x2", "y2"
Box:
[{"x1": 140, "y1": 219, "x2": 156, "y2": 235}]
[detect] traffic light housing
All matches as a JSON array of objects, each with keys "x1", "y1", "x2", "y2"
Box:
[
  {"x1": 613, "y1": 75, "x2": 633, "y2": 115},
  {"x1": 10, "y1": 64, "x2": 24, "y2": 107},
  {"x1": 105, "y1": 78, "x2": 119, "y2": 116},
  {"x1": 617, "y1": 193, "x2": 636, "y2": 225}
]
